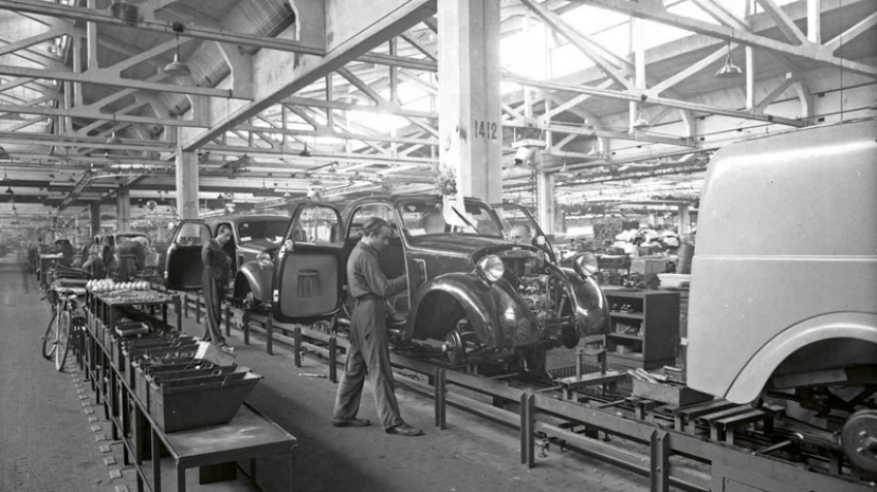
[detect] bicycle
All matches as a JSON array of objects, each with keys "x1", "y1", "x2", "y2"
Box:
[
  {"x1": 40, "y1": 299, "x2": 58, "y2": 360},
  {"x1": 42, "y1": 286, "x2": 86, "y2": 371}
]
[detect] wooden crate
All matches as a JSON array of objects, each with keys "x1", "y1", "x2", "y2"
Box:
[{"x1": 632, "y1": 379, "x2": 713, "y2": 407}]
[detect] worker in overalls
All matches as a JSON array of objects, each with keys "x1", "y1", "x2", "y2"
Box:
[
  {"x1": 332, "y1": 217, "x2": 421, "y2": 436},
  {"x1": 201, "y1": 224, "x2": 233, "y2": 351}
]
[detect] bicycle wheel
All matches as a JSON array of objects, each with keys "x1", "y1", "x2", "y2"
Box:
[
  {"x1": 55, "y1": 310, "x2": 71, "y2": 371},
  {"x1": 41, "y1": 309, "x2": 57, "y2": 360}
]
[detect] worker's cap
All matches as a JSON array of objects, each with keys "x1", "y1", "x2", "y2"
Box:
[{"x1": 362, "y1": 216, "x2": 390, "y2": 235}]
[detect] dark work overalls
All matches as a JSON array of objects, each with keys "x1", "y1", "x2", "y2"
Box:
[
  {"x1": 201, "y1": 238, "x2": 230, "y2": 344},
  {"x1": 333, "y1": 241, "x2": 407, "y2": 430}
]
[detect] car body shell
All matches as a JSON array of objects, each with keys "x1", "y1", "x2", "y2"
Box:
[
  {"x1": 164, "y1": 214, "x2": 289, "y2": 292},
  {"x1": 491, "y1": 202, "x2": 557, "y2": 263},
  {"x1": 687, "y1": 118, "x2": 877, "y2": 404},
  {"x1": 250, "y1": 195, "x2": 609, "y2": 351}
]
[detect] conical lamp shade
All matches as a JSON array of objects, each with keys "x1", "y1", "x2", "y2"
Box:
[
  {"x1": 106, "y1": 131, "x2": 122, "y2": 145},
  {"x1": 716, "y1": 55, "x2": 743, "y2": 79},
  {"x1": 164, "y1": 52, "x2": 191, "y2": 76},
  {"x1": 632, "y1": 116, "x2": 650, "y2": 130}
]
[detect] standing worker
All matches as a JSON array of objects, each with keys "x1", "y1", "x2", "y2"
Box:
[
  {"x1": 332, "y1": 217, "x2": 421, "y2": 436},
  {"x1": 201, "y1": 224, "x2": 233, "y2": 351}
]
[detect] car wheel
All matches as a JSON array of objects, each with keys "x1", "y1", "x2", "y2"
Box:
[
  {"x1": 242, "y1": 290, "x2": 260, "y2": 311},
  {"x1": 442, "y1": 321, "x2": 480, "y2": 365}
]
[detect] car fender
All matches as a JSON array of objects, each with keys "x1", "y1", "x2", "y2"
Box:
[
  {"x1": 405, "y1": 272, "x2": 504, "y2": 347},
  {"x1": 557, "y1": 265, "x2": 610, "y2": 337},
  {"x1": 722, "y1": 312, "x2": 877, "y2": 404},
  {"x1": 235, "y1": 261, "x2": 274, "y2": 302}
]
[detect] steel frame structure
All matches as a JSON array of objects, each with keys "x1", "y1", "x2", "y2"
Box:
[{"x1": 0, "y1": 0, "x2": 874, "y2": 221}]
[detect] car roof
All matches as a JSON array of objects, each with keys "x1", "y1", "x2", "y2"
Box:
[
  {"x1": 203, "y1": 214, "x2": 288, "y2": 226},
  {"x1": 342, "y1": 194, "x2": 491, "y2": 214}
]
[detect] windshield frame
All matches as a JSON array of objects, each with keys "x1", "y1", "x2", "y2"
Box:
[
  {"x1": 395, "y1": 197, "x2": 505, "y2": 239},
  {"x1": 235, "y1": 218, "x2": 290, "y2": 244}
]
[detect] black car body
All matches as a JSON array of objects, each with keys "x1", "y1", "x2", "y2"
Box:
[
  {"x1": 492, "y1": 202, "x2": 557, "y2": 264},
  {"x1": 244, "y1": 195, "x2": 609, "y2": 364},
  {"x1": 164, "y1": 215, "x2": 289, "y2": 305}
]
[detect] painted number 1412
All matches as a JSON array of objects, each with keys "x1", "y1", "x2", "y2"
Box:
[{"x1": 473, "y1": 119, "x2": 498, "y2": 140}]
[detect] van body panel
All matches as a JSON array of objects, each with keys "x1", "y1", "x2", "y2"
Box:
[{"x1": 687, "y1": 118, "x2": 877, "y2": 402}]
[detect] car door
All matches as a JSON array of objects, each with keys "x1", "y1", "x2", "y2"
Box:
[
  {"x1": 271, "y1": 202, "x2": 345, "y2": 323},
  {"x1": 164, "y1": 220, "x2": 211, "y2": 291}
]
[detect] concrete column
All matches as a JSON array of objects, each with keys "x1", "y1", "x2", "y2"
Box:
[
  {"x1": 86, "y1": 0, "x2": 98, "y2": 71},
  {"x1": 536, "y1": 171, "x2": 555, "y2": 236},
  {"x1": 176, "y1": 149, "x2": 199, "y2": 220},
  {"x1": 89, "y1": 202, "x2": 101, "y2": 239},
  {"x1": 678, "y1": 204, "x2": 691, "y2": 236},
  {"x1": 629, "y1": 17, "x2": 645, "y2": 130},
  {"x1": 116, "y1": 185, "x2": 130, "y2": 232},
  {"x1": 807, "y1": 0, "x2": 821, "y2": 43},
  {"x1": 438, "y1": 0, "x2": 502, "y2": 203}
]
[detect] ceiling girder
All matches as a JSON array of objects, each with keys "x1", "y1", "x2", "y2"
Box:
[
  {"x1": 0, "y1": 65, "x2": 243, "y2": 100},
  {"x1": 182, "y1": 0, "x2": 438, "y2": 151},
  {"x1": 0, "y1": 103, "x2": 207, "y2": 127},
  {"x1": 0, "y1": 0, "x2": 437, "y2": 72},
  {"x1": 575, "y1": 0, "x2": 877, "y2": 78},
  {"x1": 503, "y1": 73, "x2": 806, "y2": 127}
]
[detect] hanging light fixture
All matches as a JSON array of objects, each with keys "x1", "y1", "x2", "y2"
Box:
[
  {"x1": 632, "y1": 108, "x2": 650, "y2": 130},
  {"x1": 5, "y1": 186, "x2": 13, "y2": 195},
  {"x1": 106, "y1": 113, "x2": 122, "y2": 145},
  {"x1": 163, "y1": 33, "x2": 191, "y2": 77},
  {"x1": 299, "y1": 144, "x2": 312, "y2": 157},
  {"x1": 716, "y1": 41, "x2": 743, "y2": 79}
]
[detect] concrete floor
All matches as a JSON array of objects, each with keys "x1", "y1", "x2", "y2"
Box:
[{"x1": 0, "y1": 264, "x2": 652, "y2": 492}]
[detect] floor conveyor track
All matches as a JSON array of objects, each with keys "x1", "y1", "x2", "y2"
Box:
[{"x1": 175, "y1": 292, "x2": 876, "y2": 492}]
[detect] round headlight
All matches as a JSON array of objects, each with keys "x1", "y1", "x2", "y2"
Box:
[
  {"x1": 476, "y1": 254, "x2": 505, "y2": 282},
  {"x1": 257, "y1": 252, "x2": 273, "y2": 268},
  {"x1": 573, "y1": 253, "x2": 599, "y2": 277}
]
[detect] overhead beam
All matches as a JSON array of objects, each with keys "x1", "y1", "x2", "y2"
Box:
[
  {"x1": 505, "y1": 120, "x2": 696, "y2": 148},
  {"x1": 0, "y1": 29, "x2": 63, "y2": 57},
  {"x1": 755, "y1": 0, "x2": 808, "y2": 45},
  {"x1": 647, "y1": 44, "x2": 733, "y2": 96},
  {"x1": 0, "y1": 103, "x2": 208, "y2": 127},
  {"x1": 182, "y1": 0, "x2": 437, "y2": 151},
  {"x1": 283, "y1": 96, "x2": 437, "y2": 119},
  {"x1": 538, "y1": 79, "x2": 614, "y2": 123},
  {"x1": 520, "y1": 0, "x2": 632, "y2": 88},
  {"x1": 824, "y1": 11, "x2": 877, "y2": 53},
  {"x1": 235, "y1": 124, "x2": 437, "y2": 147},
  {"x1": 0, "y1": 65, "x2": 247, "y2": 99},
  {"x1": 0, "y1": 0, "x2": 436, "y2": 72},
  {"x1": 575, "y1": 0, "x2": 877, "y2": 78},
  {"x1": 503, "y1": 73, "x2": 806, "y2": 127}
]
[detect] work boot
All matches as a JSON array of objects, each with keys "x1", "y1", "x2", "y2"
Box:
[{"x1": 385, "y1": 423, "x2": 422, "y2": 436}]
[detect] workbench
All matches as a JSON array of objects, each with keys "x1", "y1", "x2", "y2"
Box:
[{"x1": 83, "y1": 289, "x2": 297, "y2": 492}]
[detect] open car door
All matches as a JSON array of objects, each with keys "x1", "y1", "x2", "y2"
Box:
[
  {"x1": 164, "y1": 220, "x2": 211, "y2": 291},
  {"x1": 492, "y1": 202, "x2": 557, "y2": 263},
  {"x1": 272, "y1": 202, "x2": 344, "y2": 323}
]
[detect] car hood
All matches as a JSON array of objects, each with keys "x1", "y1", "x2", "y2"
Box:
[
  {"x1": 409, "y1": 235, "x2": 538, "y2": 260},
  {"x1": 238, "y1": 239, "x2": 280, "y2": 253}
]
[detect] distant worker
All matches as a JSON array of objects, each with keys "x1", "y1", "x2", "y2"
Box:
[
  {"x1": 82, "y1": 237, "x2": 106, "y2": 279},
  {"x1": 201, "y1": 224, "x2": 233, "y2": 351},
  {"x1": 332, "y1": 217, "x2": 420, "y2": 436},
  {"x1": 509, "y1": 223, "x2": 532, "y2": 244}
]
